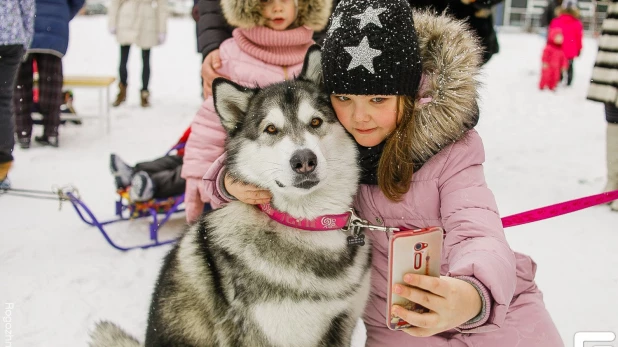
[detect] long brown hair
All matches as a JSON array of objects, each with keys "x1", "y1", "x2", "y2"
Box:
[{"x1": 377, "y1": 96, "x2": 416, "y2": 201}]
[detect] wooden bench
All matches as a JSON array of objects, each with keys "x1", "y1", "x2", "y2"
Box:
[{"x1": 33, "y1": 75, "x2": 116, "y2": 133}]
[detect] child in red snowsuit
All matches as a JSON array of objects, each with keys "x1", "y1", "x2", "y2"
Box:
[{"x1": 540, "y1": 27, "x2": 569, "y2": 91}]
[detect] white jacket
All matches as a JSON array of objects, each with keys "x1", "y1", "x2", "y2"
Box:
[{"x1": 108, "y1": 0, "x2": 167, "y2": 49}]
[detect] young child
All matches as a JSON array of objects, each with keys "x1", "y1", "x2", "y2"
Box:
[
  {"x1": 110, "y1": 127, "x2": 190, "y2": 202},
  {"x1": 540, "y1": 27, "x2": 569, "y2": 91},
  {"x1": 181, "y1": 0, "x2": 332, "y2": 222},
  {"x1": 204, "y1": 1, "x2": 564, "y2": 346},
  {"x1": 549, "y1": 0, "x2": 583, "y2": 86}
]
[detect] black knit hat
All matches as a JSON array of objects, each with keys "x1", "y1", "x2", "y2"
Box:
[{"x1": 321, "y1": 0, "x2": 422, "y2": 96}]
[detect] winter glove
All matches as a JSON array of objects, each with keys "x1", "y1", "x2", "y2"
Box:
[
  {"x1": 185, "y1": 178, "x2": 205, "y2": 224},
  {"x1": 110, "y1": 27, "x2": 116, "y2": 35},
  {"x1": 158, "y1": 33, "x2": 166, "y2": 45}
]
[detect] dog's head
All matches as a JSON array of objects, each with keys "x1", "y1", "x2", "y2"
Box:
[{"x1": 213, "y1": 46, "x2": 359, "y2": 219}]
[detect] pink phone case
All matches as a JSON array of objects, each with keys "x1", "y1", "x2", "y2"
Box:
[{"x1": 386, "y1": 227, "x2": 443, "y2": 330}]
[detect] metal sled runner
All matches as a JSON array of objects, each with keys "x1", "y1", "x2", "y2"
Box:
[{"x1": 65, "y1": 189, "x2": 186, "y2": 251}]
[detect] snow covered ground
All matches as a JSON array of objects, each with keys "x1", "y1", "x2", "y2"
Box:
[{"x1": 1, "y1": 15, "x2": 617, "y2": 347}]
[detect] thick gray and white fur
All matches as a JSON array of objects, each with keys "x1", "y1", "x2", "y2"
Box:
[{"x1": 90, "y1": 46, "x2": 372, "y2": 347}]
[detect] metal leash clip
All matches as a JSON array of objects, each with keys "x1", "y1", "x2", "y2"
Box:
[{"x1": 342, "y1": 209, "x2": 400, "y2": 247}]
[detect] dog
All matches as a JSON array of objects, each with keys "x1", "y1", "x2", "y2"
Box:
[{"x1": 90, "y1": 46, "x2": 372, "y2": 347}]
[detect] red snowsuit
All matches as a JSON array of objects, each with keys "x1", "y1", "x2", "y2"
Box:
[{"x1": 540, "y1": 28, "x2": 569, "y2": 91}]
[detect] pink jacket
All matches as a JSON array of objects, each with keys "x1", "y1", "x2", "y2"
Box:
[
  {"x1": 549, "y1": 14, "x2": 583, "y2": 59},
  {"x1": 181, "y1": 26, "x2": 313, "y2": 222}
]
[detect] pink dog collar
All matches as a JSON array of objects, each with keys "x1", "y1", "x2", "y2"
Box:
[{"x1": 257, "y1": 204, "x2": 351, "y2": 231}]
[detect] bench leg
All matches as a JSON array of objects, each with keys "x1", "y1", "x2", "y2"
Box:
[{"x1": 105, "y1": 86, "x2": 111, "y2": 133}]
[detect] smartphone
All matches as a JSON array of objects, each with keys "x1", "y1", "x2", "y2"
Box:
[{"x1": 386, "y1": 226, "x2": 443, "y2": 330}]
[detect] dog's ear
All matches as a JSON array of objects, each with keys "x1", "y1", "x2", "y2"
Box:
[
  {"x1": 213, "y1": 78, "x2": 258, "y2": 134},
  {"x1": 299, "y1": 45, "x2": 323, "y2": 86}
]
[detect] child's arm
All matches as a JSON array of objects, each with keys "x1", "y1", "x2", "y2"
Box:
[
  {"x1": 437, "y1": 130, "x2": 517, "y2": 333},
  {"x1": 181, "y1": 98, "x2": 227, "y2": 222}
]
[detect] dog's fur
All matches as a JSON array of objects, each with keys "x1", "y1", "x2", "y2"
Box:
[{"x1": 90, "y1": 46, "x2": 372, "y2": 347}]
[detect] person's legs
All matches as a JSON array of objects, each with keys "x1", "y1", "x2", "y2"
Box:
[
  {"x1": 113, "y1": 45, "x2": 130, "y2": 107},
  {"x1": 35, "y1": 53, "x2": 63, "y2": 145},
  {"x1": 134, "y1": 155, "x2": 182, "y2": 174},
  {"x1": 0, "y1": 45, "x2": 24, "y2": 184},
  {"x1": 119, "y1": 45, "x2": 130, "y2": 86},
  {"x1": 141, "y1": 49, "x2": 151, "y2": 92},
  {"x1": 566, "y1": 59, "x2": 574, "y2": 86},
  {"x1": 140, "y1": 49, "x2": 151, "y2": 107},
  {"x1": 604, "y1": 103, "x2": 618, "y2": 211},
  {"x1": 12, "y1": 53, "x2": 34, "y2": 147},
  {"x1": 149, "y1": 163, "x2": 185, "y2": 199}
]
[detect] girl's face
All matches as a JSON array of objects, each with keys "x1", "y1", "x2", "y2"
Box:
[
  {"x1": 260, "y1": 0, "x2": 297, "y2": 31},
  {"x1": 330, "y1": 94, "x2": 399, "y2": 147}
]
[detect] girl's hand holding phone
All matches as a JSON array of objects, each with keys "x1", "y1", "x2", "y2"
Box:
[{"x1": 391, "y1": 274, "x2": 482, "y2": 337}]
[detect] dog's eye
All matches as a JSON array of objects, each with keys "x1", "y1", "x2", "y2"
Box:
[
  {"x1": 265, "y1": 124, "x2": 278, "y2": 134},
  {"x1": 310, "y1": 118, "x2": 323, "y2": 128}
]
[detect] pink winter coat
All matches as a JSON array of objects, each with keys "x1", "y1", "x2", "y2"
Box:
[
  {"x1": 181, "y1": 26, "x2": 313, "y2": 222},
  {"x1": 357, "y1": 131, "x2": 562, "y2": 346},
  {"x1": 549, "y1": 14, "x2": 583, "y2": 59},
  {"x1": 200, "y1": 12, "x2": 563, "y2": 347}
]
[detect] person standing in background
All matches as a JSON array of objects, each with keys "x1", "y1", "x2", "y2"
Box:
[
  {"x1": 0, "y1": 0, "x2": 35, "y2": 188},
  {"x1": 448, "y1": 0, "x2": 503, "y2": 65},
  {"x1": 12, "y1": 0, "x2": 84, "y2": 149},
  {"x1": 548, "y1": 0, "x2": 583, "y2": 86},
  {"x1": 587, "y1": 0, "x2": 618, "y2": 211},
  {"x1": 108, "y1": 0, "x2": 168, "y2": 108}
]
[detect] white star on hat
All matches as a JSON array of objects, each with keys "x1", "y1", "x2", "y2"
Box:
[
  {"x1": 328, "y1": 14, "x2": 343, "y2": 35},
  {"x1": 352, "y1": 6, "x2": 386, "y2": 29},
  {"x1": 344, "y1": 36, "x2": 382, "y2": 74}
]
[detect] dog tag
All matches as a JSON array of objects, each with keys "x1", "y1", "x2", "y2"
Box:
[{"x1": 347, "y1": 233, "x2": 365, "y2": 247}]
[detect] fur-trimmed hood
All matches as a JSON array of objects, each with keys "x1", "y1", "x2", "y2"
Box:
[
  {"x1": 410, "y1": 10, "x2": 482, "y2": 168},
  {"x1": 221, "y1": 0, "x2": 332, "y2": 31}
]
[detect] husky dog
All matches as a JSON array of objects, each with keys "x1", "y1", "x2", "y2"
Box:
[{"x1": 90, "y1": 47, "x2": 372, "y2": 347}]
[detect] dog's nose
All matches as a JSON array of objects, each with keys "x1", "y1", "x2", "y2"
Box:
[{"x1": 289, "y1": 149, "x2": 318, "y2": 174}]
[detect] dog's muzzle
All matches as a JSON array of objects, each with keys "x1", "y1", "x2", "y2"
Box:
[{"x1": 290, "y1": 149, "x2": 319, "y2": 189}]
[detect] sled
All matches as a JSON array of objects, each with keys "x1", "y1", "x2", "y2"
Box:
[{"x1": 65, "y1": 143, "x2": 203, "y2": 251}]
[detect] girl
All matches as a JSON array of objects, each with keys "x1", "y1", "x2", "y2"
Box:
[
  {"x1": 549, "y1": 0, "x2": 583, "y2": 86},
  {"x1": 181, "y1": 0, "x2": 333, "y2": 222},
  {"x1": 108, "y1": 0, "x2": 168, "y2": 107},
  {"x1": 540, "y1": 27, "x2": 569, "y2": 91},
  {"x1": 205, "y1": 0, "x2": 565, "y2": 346}
]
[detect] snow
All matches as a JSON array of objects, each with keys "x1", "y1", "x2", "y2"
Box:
[{"x1": 1, "y1": 15, "x2": 617, "y2": 347}]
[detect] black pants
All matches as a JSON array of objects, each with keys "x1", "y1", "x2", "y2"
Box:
[
  {"x1": 134, "y1": 155, "x2": 185, "y2": 198},
  {"x1": 119, "y1": 45, "x2": 151, "y2": 91},
  {"x1": 567, "y1": 59, "x2": 574, "y2": 86},
  {"x1": 0, "y1": 45, "x2": 24, "y2": 163},
  {"x1": 13, "y1": 53, "x2": 63, "y2": 138}
]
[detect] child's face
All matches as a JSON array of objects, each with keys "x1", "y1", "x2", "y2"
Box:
[
  {"x1": 260, "y1": 0, "x2": 297, "y2": 31},
  {"x1": 330, "y1": 94, "x2": 399, "y2": 147},
  {"x1": 554, "y1": 33, "x2": 564, "y2": 45}
]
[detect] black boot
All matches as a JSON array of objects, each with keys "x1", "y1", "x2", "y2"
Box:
[
  {"x1": 35, "y1": 135, "x2": 59, "y2": 148},
  {"x1": 17, "y1": 137, "x2": 31, "y2": 149}
]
